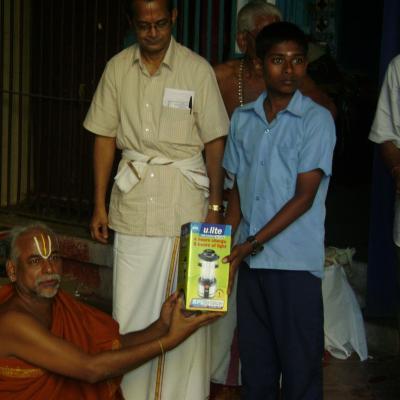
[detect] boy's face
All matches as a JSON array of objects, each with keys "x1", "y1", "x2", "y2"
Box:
[{"x1": 262, "y1": 40, "x2": 308, "y2": 97}]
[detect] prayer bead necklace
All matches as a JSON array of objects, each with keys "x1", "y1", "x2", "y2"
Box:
[{"x1": 238, "y1": 58, "x2": 245, "y2": 107}]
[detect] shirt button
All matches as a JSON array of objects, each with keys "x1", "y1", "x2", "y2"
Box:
[
  {"x1": 255, "y1": 196, "x2": 260, "y2": 201},
  {"x1": 145, "y1": 103, "x2": 150, "y2": 108},
  {"x1": 264, "y1": 129, "x2": 270, "y2": 134},
  {"x1": 260, "y1": 161, "x2": 265, "y2": 166},
  {"x1": 145, "y1": 128, "x2": 150, "y2": 133},
  {"x1": 150, "y1": 173, "x2": 155, "y2": 178},
  {"x1": 149, "y1": 197, "x2": 154, "y2": 202}
]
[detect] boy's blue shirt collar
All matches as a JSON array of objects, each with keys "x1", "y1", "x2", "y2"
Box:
[{"x1": 242, "y1": 90, "x2": 304, "y2": 121}]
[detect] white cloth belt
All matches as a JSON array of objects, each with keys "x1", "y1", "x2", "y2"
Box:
[{"x1": 114, "y1": 149, "x2": 210, "y2": 197}]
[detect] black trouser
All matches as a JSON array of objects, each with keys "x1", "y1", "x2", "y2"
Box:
[{"x1": 237, "y1": 263, "x2": 324, "y2": 400}]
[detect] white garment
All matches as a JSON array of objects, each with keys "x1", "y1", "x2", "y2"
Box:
[
  {"x1": 323, "y1": 264, "x2": 368, "y2": 361},
  {"x1": 210, "y1": 272, "x2": 241, "y2": 385},
  {"x1": 113, "y1": 234, "x2": 210, "y2": 400},
  {"x1": 369, "y1": 54, "x2": 400, "y2": 245},
  {"x1": 115, "y1": 149, "x2": 210, "y2": 197}
]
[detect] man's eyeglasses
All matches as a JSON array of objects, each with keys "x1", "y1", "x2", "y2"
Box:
[{"x1": 135, "y1": 18, "x2": 171, "y2": 33}]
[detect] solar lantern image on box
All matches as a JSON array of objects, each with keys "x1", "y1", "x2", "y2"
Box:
[{"x1": 198, "y1": 249, "x2": 220, "y2": 298}]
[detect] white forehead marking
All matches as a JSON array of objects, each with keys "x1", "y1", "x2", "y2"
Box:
[{"x1": 33, "y1": 234, "x2": 53, "y2": 260}]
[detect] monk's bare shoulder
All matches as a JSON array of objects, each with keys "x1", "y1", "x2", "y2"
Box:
[
  {"x1": 0, "y1": 309, "x2": 45, "y2": 357},
  {"x1": 214, "y1": 59, "x2": 240, "y2": 86},
  {"x1": 213, "y1": 59, "x2": 242, "y2": 117}
]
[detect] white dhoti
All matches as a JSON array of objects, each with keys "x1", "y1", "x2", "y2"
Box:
[
  {"x1": 113, "y1": 233, "x2": 211, "y2": 400},
  {"x1": 210, "y1": 273, "x2": 241, "y2": 386}
]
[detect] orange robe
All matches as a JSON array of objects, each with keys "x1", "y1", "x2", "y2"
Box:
[{"x1": 0, "y1": 284, "x2": 123, "y2": 399}]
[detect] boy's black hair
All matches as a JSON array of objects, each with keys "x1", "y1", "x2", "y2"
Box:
[
  {"x1": 124, "y1": 0, "x2": 174, "y2": 20},
  {"x1": 256, "y1": 21, "x2": 308, "y2": 61}
]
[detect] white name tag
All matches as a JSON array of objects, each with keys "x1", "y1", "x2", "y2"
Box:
[{"x1": 163, "y1": 88, "x2": 194, "y2": 110}]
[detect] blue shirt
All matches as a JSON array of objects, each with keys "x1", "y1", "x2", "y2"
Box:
[{"x1": 223, "y1": 91, "x2": 336, "y2": 276}]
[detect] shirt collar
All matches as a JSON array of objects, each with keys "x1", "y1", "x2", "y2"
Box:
[
  {"x1": 131, "y1": 36, "x2": 176, "y2": 72},
  {"x1": 245, "y1": 89, "x2": 304, "y2": 120}
]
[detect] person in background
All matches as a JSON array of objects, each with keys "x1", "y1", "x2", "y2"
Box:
[
  {"x1": 369, "y1": 54, "x2": 400, "y2": 335},
  {"x1": 214, "y1": 0, "x2": 337, "y2": 118}
]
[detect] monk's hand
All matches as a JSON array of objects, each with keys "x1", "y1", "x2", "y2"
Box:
[
  {"x1": 163, "y1": 296, "x2": 222, "y2": 350},
  {"x1": 223, "y1": 242, "x2": 252, "y2": 295},
  {"x1": 90, "y1": 206, "x2": 109, "y2": 244},
  {"x1": 158, "y1": 292, "x2": 179, "y2": 333}
]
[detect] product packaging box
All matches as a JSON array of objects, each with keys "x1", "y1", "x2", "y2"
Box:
[{"x1": 178, "y1": 222, "x2": 231, "y2": 312}]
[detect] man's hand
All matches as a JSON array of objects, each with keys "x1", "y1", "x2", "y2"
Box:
[
  {"x1": 90, "y1": 206, "x2": 109, "y2": 244},
  {"x1": 205, "y1": 210, "x2": 223, "y2": 225},
  {"x1": 222, "y1": 242, "x2": 252, "y2": 295}
]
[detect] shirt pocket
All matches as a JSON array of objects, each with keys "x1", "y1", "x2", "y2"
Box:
[
  {"x1": 268, "y1": 144, "x2": 298, "y2": 189},
  {"x1": 159, "y1": 106, "x2": 195, "y2": 145}
]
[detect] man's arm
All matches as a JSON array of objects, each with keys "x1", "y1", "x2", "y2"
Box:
[
  {"x1": 90, "y1": 135, "x2": 116, "y2": 243},
  {"x1": 380, "y1": 141, "x2": 400, "y2": 193},
  {"x1": 225, "y1": 169, "x2": 323, "y2": 283},
  {"x1": 204, "y1": 137, "x2": 226, "y2": 224},
  {"x1": 0, "y1": 299, "x2": 220, "y2": 384}
]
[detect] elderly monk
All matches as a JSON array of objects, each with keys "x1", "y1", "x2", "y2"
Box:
[
  {"x1": 0, "y1": 224, "x2": 220, "y2": 399},
  {"x1": 214, "y1": 1, "x2": 337, "y2": 118}
]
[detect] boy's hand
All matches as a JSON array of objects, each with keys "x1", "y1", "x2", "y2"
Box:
[{"x1": 223, "y1": 242, "x2": 253, "y2": 295}]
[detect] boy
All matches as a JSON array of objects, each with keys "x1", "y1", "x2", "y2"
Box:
[{"x1": 223, "y1": 22, "x2": 336, "y2": 399}]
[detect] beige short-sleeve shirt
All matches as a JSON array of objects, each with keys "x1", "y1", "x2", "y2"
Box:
[{"x1": 84, "y1": 38, "x2": 229, "y2": 236}]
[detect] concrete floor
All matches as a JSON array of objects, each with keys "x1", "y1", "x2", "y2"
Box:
[{"x1": 210, "y1": 351, "x2": 400, "y2": 399}]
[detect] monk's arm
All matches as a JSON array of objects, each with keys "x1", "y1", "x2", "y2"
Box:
[
  {"x1": 0, "y1": 305, "x2": 219, "y2": 384},
  {"x1": 119, "y1": 292, "x2": 178, "y2": 347}
]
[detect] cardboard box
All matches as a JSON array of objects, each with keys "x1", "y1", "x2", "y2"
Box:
[{"x1": 178, "y1": 222, "x2": 231, "y2": 312}]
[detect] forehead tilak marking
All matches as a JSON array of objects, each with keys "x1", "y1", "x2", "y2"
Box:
[{"x1": 33, "y1": 234, "x2": 53, "y2": 260}]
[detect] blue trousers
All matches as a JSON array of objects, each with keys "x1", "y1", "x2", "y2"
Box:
[{"x1": 237, "y1": 263, "x2": 324, "y2": 400}]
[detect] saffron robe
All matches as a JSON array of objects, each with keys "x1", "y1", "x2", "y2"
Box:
[{"x1": 0, "y1": 284, "x2": 123, "y2": 399}]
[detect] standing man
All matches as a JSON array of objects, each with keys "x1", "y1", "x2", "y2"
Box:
[
  {"x1": 83, "y1": 1, "x2": 229, "y2": 399},
  {"x1": 369, "y1": 54, "x2": 400, "y2": 333}
]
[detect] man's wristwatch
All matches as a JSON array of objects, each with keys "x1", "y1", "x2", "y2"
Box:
[{"x1": 246, "y1": 235, "x2": 264, "y2": 256}]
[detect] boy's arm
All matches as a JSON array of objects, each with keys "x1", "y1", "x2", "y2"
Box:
[
  {"x1": 224, "y1": 179, "x2": 242, "y2": 233},
  {"x1": 223, "y1": 179, "x2": 243, "y2": 295},
  {"x1": 225, "y1": 169, "x2": 323, "y2": 283}
]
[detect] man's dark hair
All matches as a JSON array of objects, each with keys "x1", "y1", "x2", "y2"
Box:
[
  {"x1": 256, "y1": 21, "x2": 308, "y2": 60},
  {"x1": 124, "y1": 0, "x2": 174, "y2": 20}
]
